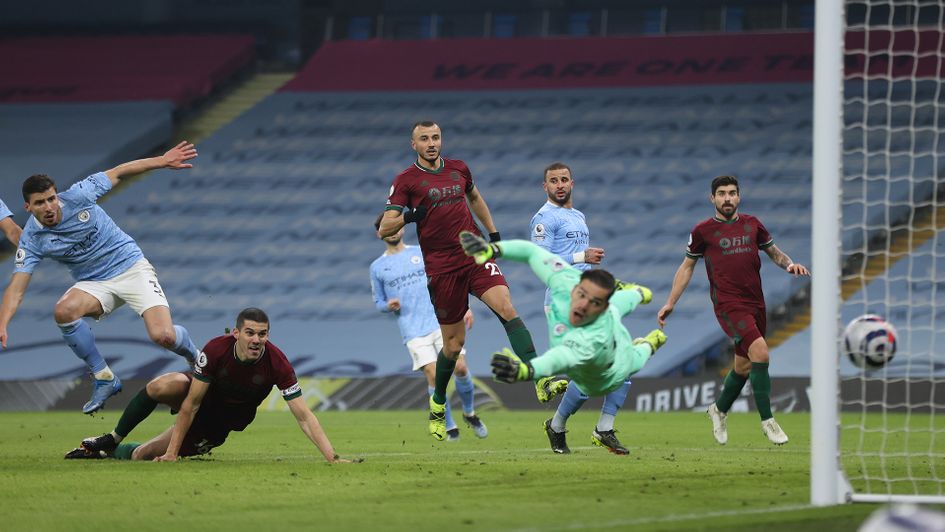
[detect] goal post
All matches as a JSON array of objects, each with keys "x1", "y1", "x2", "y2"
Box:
[
  {"x1": 811, "y1": 0, "x2": 845, "y2": 506},
  {"x1": 812, "y1": 0, "x2": 945, "y2": 505}
]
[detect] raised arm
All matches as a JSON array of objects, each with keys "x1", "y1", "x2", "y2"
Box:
[
  {"x1": 104, "y1": 141, "x2": 197, "y2": 187},
  {"x1": 763, "y1": 243, "x2": 810, "y2": 277},
  {"x1": 657, "y1": 256, "x2": 698, "y2": 328},
  {"x1": 0, "y1": 272, "x2": 32, "y2": 348},
  {"x1": 466, "y1": 185, "x2": 498, "y2": 237},
  {"x1": 0, "y1": 218, "x2": 22, "y2": 248},
  {"x1": 287, "y1": 396, "x2": 350, "y2": 463},
  {"x1": 461, "y1": 234, "x2": 572, "y2": 286},
  {"x1": 154, "y1": 376, "x2": 209, "y2": 461}
]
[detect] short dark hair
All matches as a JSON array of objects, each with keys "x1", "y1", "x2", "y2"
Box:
[
  {"x1": 236, "y1": 307, "x2": 270, "y2": 329},
  {"x1": 711, "y1": 175, "x2": 739, "y2": 195},
  {"x1": 411, "y1": 121, "x2": 438, "y2": 135},
  {"x1": 23, "y1": 174, "x2": 56, "y2": 202},
  {"x1": 580, "y1": 269, "x2": 617, "y2": 299},
  {"x1": 543, "y1": 162, "x2": 572, "y2": 180},
  {"x1": 374, "y1": 212, "x2": 384, "y2": 231}
]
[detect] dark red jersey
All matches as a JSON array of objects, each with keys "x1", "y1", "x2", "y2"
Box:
[
  {"x1": 385, "y1": 157, "x2": 483, "y2": 275},
  {"x1": 192, "y1": 335, "x2": 301, "y2": 431},
  {"x1": 685, "y1": 213, "x2": 773, "y2": 309}
]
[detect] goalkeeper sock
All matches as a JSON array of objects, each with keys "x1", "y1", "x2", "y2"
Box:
[
  {"x1": 598, "y1": 380, "x2": 630, "y2": 431},
  {"x1": 431, "y1": 350, "x2": 456, "y2": 405},
  {"x1": 749, "y1": 362, "x2": 773, "y2": 421},
  {"x1": 503, "y1": 317, "x2": 537, "y2": 363},
  {"x1": 715, "y1": 369, "x2": 749, "y2": 413},
  {"x1": 113, "y1": 442, "x2": 141, "y2": 460},
  {"x1": 551, "y1": 382, "x2": 588, "y2": 432},
  {"x1": 453, "y1": 373, "x2": 476, "y2": 415},
  {"x1": 115, "y1": 389, "x2": 159, "y2": 439},
  {"x1": 428, "y1": 386, "x2": 457, "y2": 430}
]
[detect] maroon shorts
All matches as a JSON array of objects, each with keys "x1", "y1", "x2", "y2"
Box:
[
  {"x1": 714, "y1": 305, "x2": 766, "y2": 359},
  {"x1": 427, "y1": 259, "x2": 509, "y2": 324},
  {"x1": 176, "y1": 403, "x2": 237, "y2": 457}
]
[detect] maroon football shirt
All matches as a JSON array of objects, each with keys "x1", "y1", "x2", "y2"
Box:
[
  {"x1": 193, "y1": 335, "x2": 301, "y2": 430},
  {"x1": 385, "y1": 157, "x2": 483, "y2": 275},
  {"x1": 685, "y1": 213, "x2": 773, "y2": 309}
]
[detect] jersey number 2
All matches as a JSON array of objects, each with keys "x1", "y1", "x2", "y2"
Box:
[{"x1": 484, "y1": 263, "x2": 502, "y2": 276}]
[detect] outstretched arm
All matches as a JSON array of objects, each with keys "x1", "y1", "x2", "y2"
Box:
[
  {"x1": 104, "y1": 141, "x2": 197, "y2": 187},
  {"x1": 0, "y1": 273, "x2": 32, "y2": 348},
  {"x1": 0, "y1": 218, "x2": 21, "y2": 248},
  {"x1": 466, "y1": 185, "x2": 498, "y2": 236},
  {"x1": 763, "y1": 244, "x2": 810, "y2": 277},
  {"x1": 657, "y1": 256, "x2": 697, "y2": 328},
  {"x1": 287, "y1": 396, "x2": 351, "y2": 463},
  {"x1": 154, "y1": 377, "x2": 209, "y2": 461}
]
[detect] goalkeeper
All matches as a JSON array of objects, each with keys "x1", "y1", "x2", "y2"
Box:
[{"x1": 460, "y1": 232, "x2": 667, "y2": 398}]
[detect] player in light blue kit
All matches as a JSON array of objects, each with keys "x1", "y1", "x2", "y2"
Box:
[
  {"x1": 0, "y1": 142, "x2": 202, "y2": 414},
  {"x1": 0, "y1": 199, "x2": 23, "y2": 247},
  {"x1": 370, "y1": 215, "x2": 487, "y2": 440},
  {"x1": 529, "y1": 162, "x2": 631, "y2": 455}
]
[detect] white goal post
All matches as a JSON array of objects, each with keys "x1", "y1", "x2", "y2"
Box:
[{"x1": 812, "y1": 0, "x2": 945, "y2": 505}]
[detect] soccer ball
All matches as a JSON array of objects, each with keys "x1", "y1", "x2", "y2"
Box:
[{"x1": 842, "y1": 314, "x2": 898, "y2": 369}]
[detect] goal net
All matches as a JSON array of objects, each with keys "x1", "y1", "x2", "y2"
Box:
[{"x1": 814, "y1": 0, "x2": 945, "y2": 504}]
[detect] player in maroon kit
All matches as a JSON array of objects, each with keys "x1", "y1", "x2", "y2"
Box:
[
  {"x1": 657, "y1": 175, "x2": 809, "y2": 446},
  {"x1": 378, "y1": 121, "x2": 560, "y2": 441},
  {"x1": 66, "y1": 308, "x2": 354, "y2": 463}
]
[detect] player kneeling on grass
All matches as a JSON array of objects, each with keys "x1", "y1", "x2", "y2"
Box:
[
  {"x1": 460, "y1": 232, "x2": 666, "y2": 454},
  {"x1": 66, "y1": 308, "x2": 356, "y2": 463}
]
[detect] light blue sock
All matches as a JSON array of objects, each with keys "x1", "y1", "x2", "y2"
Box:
[
  {"x1": 599, "y1": 379, "x2": 631, "y2": 432},
  {"x1": 58, "y1": 319, "x2": 107, "y2": 373},
  {"x1": 429, "y1": 386, "x2": 457, "y2": 430},
  {"x1": 454, "y1": 373, "x2": 476, "y2": 415},
  {"x1": 551, "y1": 381, "x2": 588, "y2": 432},
  {"x1": 171, "y1": 325, "x2": 199, "y2": 360}
]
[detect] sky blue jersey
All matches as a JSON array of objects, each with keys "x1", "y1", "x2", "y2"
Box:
[
  {"x1": 0, "y1": 199, "x2": 12, "y2": 220},
  {"x1": 15, "y1": 172, "x2": 144, "y2": 281},
  {"x1": 369, "y1": 245, "x2": 439, "y2": 344},
  {"x1": 530, "y1": 201, "x2": 592, "y2": 306}
]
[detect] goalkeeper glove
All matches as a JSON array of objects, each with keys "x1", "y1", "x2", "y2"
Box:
[
  {"x1": 403, "y1": 205, "x2": 427, "y2": 224},
  {"x1": 488, "y1": 231, "x2": 501, "y2": 242},
  {"x1": 459, "y1": 230, "x2": 501, "y2": 265},
  {"x1": 491, "y1": 348, "x2": 534, "y2": 383},
  {"x1": 615, "y1": 280, "x2": 653, "y2": 304}
]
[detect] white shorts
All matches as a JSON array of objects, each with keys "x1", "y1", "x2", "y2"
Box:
[
  {"x1": 405, "y1": 329, "x2": 466, "y2": 371},
  {"x1": 71, "y1": 258, "x2": 170, "y2": 317}
]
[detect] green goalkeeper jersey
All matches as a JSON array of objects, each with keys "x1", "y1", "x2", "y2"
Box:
[{"x1": 498, "y1": 240, "x2": 652, "y2": 396}]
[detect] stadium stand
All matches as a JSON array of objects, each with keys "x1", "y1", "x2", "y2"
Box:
[{"x1": 1, "y1": 32, "x2": 937, "y2": 383}]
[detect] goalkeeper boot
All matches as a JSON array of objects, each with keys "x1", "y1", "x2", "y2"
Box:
[
  {"x1": 428, "y1": 396, "x2": 447, "y2": 441},
  {"x1": 65, "y1": 447, "x2": 108, "y2": 460},
  {"x1": 445, "y1": 428, "x2": 460, "y2": 442},
  {"x1": 81, "y1": 433, "x2": 118, "y2": 455},
  {"x1": 761, "y1": 418, "x2": 789, "y2": 446},
  {"x1": 633, "y1": 329, "x2": 667, "y2": 354},
  {"x1": 535, "y1": 376, "x2": 569, "y2": 403},
  {"x1": 463, "y1": 414, "x2": 489, "y2": 439},
  {"x1": 543, "y1": 418, "x2": 570, "y2": 454},
  {"x1": 591, "y1": 428, "x2": 630, "y2": 455},
  {"x1": 82, "y1": 376, "x2": 122, "y2": 415},
  {"x1": 707, "y1": 403, "x2": 728, "y2": 445},
  {"x1": 615, "y1": 281, "x2": 653, "y2": 304}
]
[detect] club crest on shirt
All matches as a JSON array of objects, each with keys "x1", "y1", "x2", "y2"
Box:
[
  {"x1": 78, "y1": 210, "x2": 90, "y2": 223},
  {"x1": 410, "y1": 255, "x2": 421, "y2": 265}
]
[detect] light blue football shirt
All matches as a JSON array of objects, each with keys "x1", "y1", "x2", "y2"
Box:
[
  {"x1": 15, "y1": 172, "x2": 144, "y2": 281},
  {"x1": 369, "y1": 245, "x2": 439, "y2": 344},
  {"x1": 530, "y1": 201, "x2": 592, "y2": 306},
  {"x1": 0, "y1": 199, "x2": 12, "y2": 220}
]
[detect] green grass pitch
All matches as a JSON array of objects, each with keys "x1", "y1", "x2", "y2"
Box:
[{"x1": 1, "y1": 410, "x2": 940, "y2": 531}]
